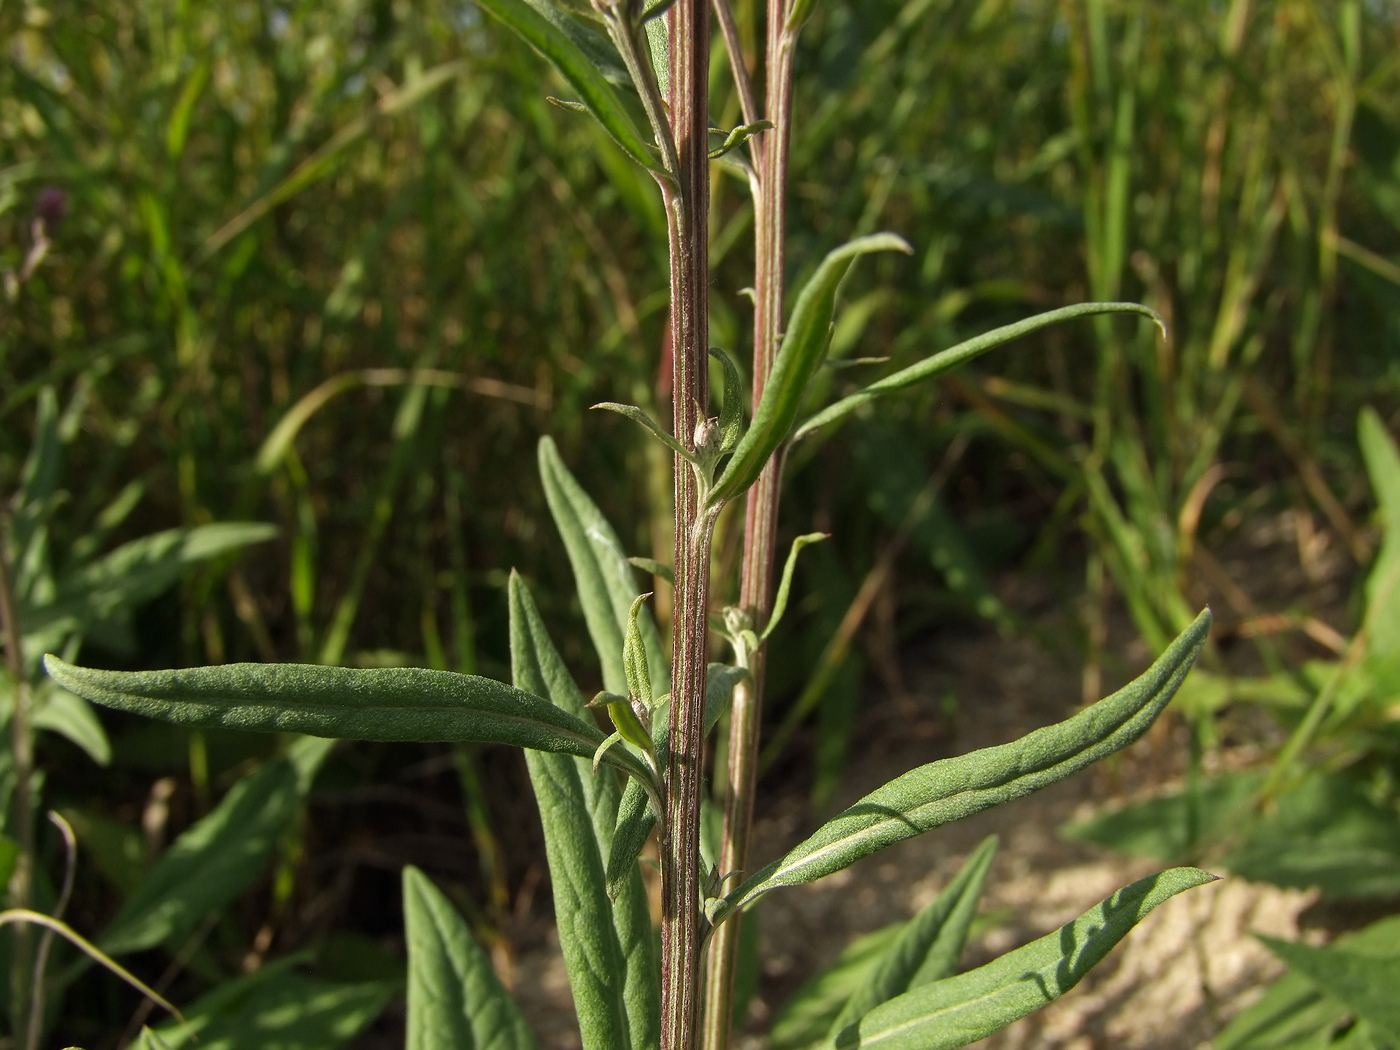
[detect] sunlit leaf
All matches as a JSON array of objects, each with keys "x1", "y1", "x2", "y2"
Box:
[
  {"x1": 721, "y1": 610, "x2": 1210, "y2": 914},
  {"x1": 824, "y1": 867, "x2": 1215, "y2": 1049},
  {"x1": 404, "y1": 866, "x2": 537, "y2": 1050},
  {"x1": 45, "y1": 656, "x2": 654, "y2": 785},
  {"x1": 710, "y1": 234, "x2": 914, "y2": 505}
]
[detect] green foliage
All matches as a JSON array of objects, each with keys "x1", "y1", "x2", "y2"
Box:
[
  {"x1": 719, "y1": 609, "x2": 1209, "y2": 915},
  {"x1": 404, "y1": 866, "x2": 538, "y2": 1050},
  {"x1": 822, "y1": 868, "x2": 1215, "y2": 1050}
]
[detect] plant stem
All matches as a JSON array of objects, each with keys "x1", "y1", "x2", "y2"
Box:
[
  {"x1": 660, "y1": 2, "x2": 712, "y2": 1048},
  {"x1": 0, "y1": 520, "x2": 36, "y2": 1047},
  {"x1": 702, "y1": 4, "x2": 796, "y2": 1045}
]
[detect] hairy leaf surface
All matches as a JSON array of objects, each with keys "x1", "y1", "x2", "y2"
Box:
[
  {"x1": 830, "y1": 835, "x2": 998, "y2": 1037},
  {"x1": 45, "y1": 656, "x2": 652, "y2": 783},
  {"x1": 825, "y1": 867, "x2": 1215, "y2": 1049},
  {"x1": 723, "y1": 610, "x2": 1210, "y2": 913},
  {"x1": 405, "y1": 866, "x2": 538, "y2": 1050},
  {"x1": 710, "y1": 234, "x2": 912, "y2": 504},
  {"x1": 538, "y1": 437, "x2": 669, "y2": 697},
  {"x1": 509, "y1": 573, "x2": 659, "y2": 1050}
]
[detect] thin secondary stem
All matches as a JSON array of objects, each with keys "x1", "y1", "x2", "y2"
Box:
[
  {"x1": 0, "y1": 519, "x2": 36, "y2": 1047},
  {"x1": 711, "y1": 0, "x2": 761, "y2": 140},
  {"x1": 702, "y1": 4, "x2": 796, "y2": 1045},
  {"x1": 659, "y1": 2, "x2": 712, "y2": 1048}
]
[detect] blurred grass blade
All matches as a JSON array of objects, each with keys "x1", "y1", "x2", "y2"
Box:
[
  {"x1": 710, "y1": 234, "x2": 913, "y2": 504},
  {"x1": 98, "y1": 760, "x2": 301, "y2": 955},
  {"x1": 825, "y1": 868, "x2": 1216, "y2": 1049},
  {"x1": 539, "y1": 437, "x2": 669, "y2": 697},
  {"x1": 152, "y1": 953, "x2": 394, "y2": 1050},
  {"x1": 257, "y1": 370, "x2": 545, "y2": 475},
  {"x1": 722, "y1": 610, "x2": 1210, "y2": 913},
  {"x1": 45, "y1": 656, "x2": 655, "y2": 784},
  {"x1": 474, "y1": 0, "x2": 663, "y2": 172},
  {"x1": 829, "y1": 835, "x2": 998, "y2": 1038},
  {"x1": 794, "y1": 302, "x2": 1165, "y2": 440},
  {"x1": 1257, "y1": 936, "x2": 1400, "y2": 1044},
  {"x1": 197, "y1": 62, "x2": 468, "y2": 261},
  {"x1": 404, "y1": 866, "x2": 538, "y2": 1050}
]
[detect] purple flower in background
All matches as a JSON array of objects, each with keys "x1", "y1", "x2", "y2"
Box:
[{"x1": 35, "y1": 186, "x2": 67, "y2": 232}]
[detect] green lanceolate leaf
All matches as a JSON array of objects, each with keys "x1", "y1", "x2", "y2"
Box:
[
  {"x1": 593, "y1": 691, "x2": 654, "y2": 756},
  {"x1": 794, "y1": 302, "x2": 1166, "y2": 441},
  {"x1": 404, "y1": 866, "x2": 538, "y2": 1050},
  {"x1": 706, "y1": 662, "x2": 748, "y2": 731},
  {"x1": 524, "y1": 718, "x2": 640, "y2": 1050},
  {"x1": 593, "y1": 402, "x2": 695, "y2": 462},
  {"x1": 45, "y1": 655, "x2": 654, "y2": 785},
  {"x1": 473, "y1": 0, "x2": 662, "y2": 172},
  {"x1": 538, "y1": 436, "x2": 669, "y2": 697},
  {"x1": 770, "y1": 925, "x2": 907, "y2": 1050},
  {"x1": 31, "y1": 683, "x2": 111, "y2": 765},
  {"x1": 710, "y1": 233, "x2": 914, "y2": 505},
  {"x1": 720, "y1": 609, "x2": 1210, "y2": 915},
  {"x1": 606, "y1": 777, "x2": 654, "y2": 901},
  {"x1": 623, "y1": 593, "x2": 654, "y2": 706},
  {"x1": 100, "y1": 760, "x2": 301, "y2": 955},
  {"x1": 762, "y1": 533, "x2": 829, "y2": 641},
  {"x1": 829, "y1": 835, "x2": 998, "y2": 1039},
  {"x1": 825, "y1": 867, "x2": 1216, "y2": 1049},
  {"x1": 508, "y1": 574, "x2": 659, "y2": 1050},
  {"x1": 153, "y1": 953, "x2": 394, "y2": 1050},
  {"x1": 711, "y1": 347, "x2": 746, "y2": 453},
  {"x1": 1259, "y1": 936, "x2": 1400, "y2": 1045},
  {"x1": 520, "y1": 0, "x2": 631, "y2": 86}
]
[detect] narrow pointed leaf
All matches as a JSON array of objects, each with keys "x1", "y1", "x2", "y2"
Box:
[
  {"x1": 623, "y1": 593, "x2": 654, "y2": 707},
  {"x1": 710, "y1": 347, "x2": 746, "y2": 452},
  {"x1": 606, "y1": 777, "x2": 655, "y2": 902},
  {"x1": 826, "y1": 867, "x2": 1215, "y2": 1049},
  {"x1": 762, "y1": 533, "x2": 829, "y2": 641},
  {"x1": 520, "y1": 0, "x2": 630, "y2": 86},
  {"x1": 594, "y1": 402, "x2": 695, "y2": 462},
  {"x1": 706, "y1": 662, "x2": 748, "y2": 732},
  {"x1": 473, "y1": 0, "x2": 662, "y2": 171},
  {"x1": 524, "y1": 724, "x2": 637, "y2": 1050},
  {"x1": 711, "y1": 234, "x2": 913, "y2": 504},
  {"x1": 404, "y1": 866, "x2": 538, "y2": 1050},
  {"x1": 722, "y1": 610, "x2": 1210, "y2": 914},
  {"x1": 100, "y1": 760, "x2": 300, "y2": 955},
  {"x1": 508, "y1": 574, "x2": 659, "y2": 1050},
  {"x1": 31, "y1": 683, "x2": 111, "y2": 765},
  {"x1": 594, "y1": 691, "x2": 653, "y2": 754},
  {"x1": 771, "y1": 925, "x2": 906, "y2": 1050},
  {"x1": 795, "y1": 302, "x2": 1164, "y2": 441},
  {"x1": 539, "y1": 437, "x2": 669, "y2": 697},
  {"x1": 1258, "y1": 936, "x2": 1400, "y2": 1045},
  {"x1": 45, "y1": 655, "x2": 653, "y2": 784},
  {"x1": 830, "y1": 835, "x2": 998, "y2": 1038},
  {"x1": 627, "y1": 556, "x2": 674, "y2": 585}
]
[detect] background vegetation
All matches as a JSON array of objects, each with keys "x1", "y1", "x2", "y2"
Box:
[{"x1": 2, "y1": 0, "x2": 1398, "y2": 1045}]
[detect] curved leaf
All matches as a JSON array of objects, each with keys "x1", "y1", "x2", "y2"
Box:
[
  {"x1": 44, "y1": 655, "x2": 653, "y2": 784},
  {"x1": 721, "y1": 609, "x2": 1210, "y2": 914},
  {"x1": 709, "y1": 234, "x2": 913, "y2": 505},
  {"x1": 100, "y1": 760, "x2": 300, "y2": 955},
  {"x1": 404, "y1": 866, "x2": 538, "y2": 1050},
  {"x1": 794, "y1": 302, "x2": 1165, "y2": 441},
  {"x1": 474, "y1": 0, "x2": 662, "y2": 171},
  {"x1": 826, "y1": 867, "x2": 1216, "y2": 1049},
  {"x1": 31, "y1": 682, "x2": 111, "y2": 765},
  {"x1": 829, "y1": 835, "x2": 998, "y2": 1038},
  {"x1": 538, "y1": 437, "x2": 669, "y2": 697}
]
